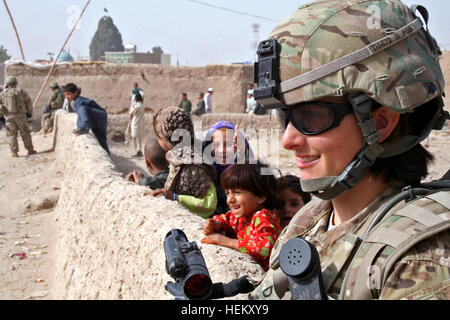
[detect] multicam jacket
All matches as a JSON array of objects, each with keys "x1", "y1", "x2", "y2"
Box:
[
  {"x1": 0, "y1": 88, "x2": 33, "y2": 118},
  {"x1": 48, "y1": 88, "x2": 64, "y2": 111},
  {"x1": 250, "y1": 187, "x2": 450, "y2": 300}
]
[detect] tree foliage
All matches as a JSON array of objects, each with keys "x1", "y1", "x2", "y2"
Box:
[
  {"x1": 0, "y1": 45, "x2": 11, "y2": 63},
  {"x1": 152, "y1": 46, "x2": 164, "y2": 55},
  {"x1": 89, "y1": 16, "x2": 125, "y2": 61}
]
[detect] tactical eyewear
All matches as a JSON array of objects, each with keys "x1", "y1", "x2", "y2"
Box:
[{"x1": 276, "y1": 101, "x2": 354, "y2": 135}]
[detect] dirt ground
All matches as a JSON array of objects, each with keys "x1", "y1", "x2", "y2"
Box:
[
  {"x1": 0, "y1": 128, "x2": 145, "y2": 300},
  {"x1": 0, "y1": 121, "x2": 448, "y2": 299},
  {"x1": 0, "y1": 129, "x2": 59, "y2": 299}
]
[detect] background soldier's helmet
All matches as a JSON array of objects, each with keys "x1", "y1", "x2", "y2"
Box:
[
  {"x1": 5, "y1": 76, "x2": 18, "y2": 87},
  {"x1": 49, "y1": 82, "x2": 59, "y2": 89},
  {"x1": 269, "y1": 0, "x2": 445, "y2": 113}
]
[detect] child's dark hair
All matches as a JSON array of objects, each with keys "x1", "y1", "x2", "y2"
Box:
[
  {"x1": 62, "y1": 83, "x2": 79, "y2": 93},
  {"x1": 144, "y1": 138, "x2": 168, "y2": 169},
  {"x1": 220, "y1": 163, "x2": 280, "y2": 210},
  {"x1": 135, "y1": 93, "x2": 143, "y2": 102},
  {"x1": 277, "y1": 175, "x2": 311, "y2": 205}
]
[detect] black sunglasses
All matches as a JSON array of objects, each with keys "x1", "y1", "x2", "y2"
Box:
[{"x1": 276, "y1": 101, "x2": 354, "y2": 135}]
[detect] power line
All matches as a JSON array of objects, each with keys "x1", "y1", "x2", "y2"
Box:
[{"x1": 186, "y1": 0, "x2": 279, "y2": 22}]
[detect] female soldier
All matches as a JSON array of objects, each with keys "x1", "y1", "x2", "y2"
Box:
[{"x1": 250, "y1": 0, "x2": 449, "y2": 300}]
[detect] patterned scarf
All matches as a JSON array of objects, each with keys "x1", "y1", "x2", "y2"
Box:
[{"x1": 153, "y1": 107, "x2": 216, "y2": 197}]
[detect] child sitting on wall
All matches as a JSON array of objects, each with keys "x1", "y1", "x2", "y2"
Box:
[
  {"x1": 62, "y1": 83, "x2": 110, "y2": 154},
  {"x1": 275, "y1": 175, "x2": 312, "y2": 228},
  {"x1": 150, "y1": 107, "x2": 217, "y2": 218},
  {"x1": 125, "y1": 138, "x2": 169, "y2": 190},
  {"x1": 201, "y1": 163, "x2": 282, "y2": 271}
]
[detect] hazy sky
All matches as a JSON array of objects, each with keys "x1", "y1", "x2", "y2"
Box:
[{"x1": 1, "y1": 0, "x2": 448, "y2": 66}]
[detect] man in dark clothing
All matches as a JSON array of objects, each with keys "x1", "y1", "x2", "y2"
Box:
[
  {"x1": 62, "y1": 83, "x2": 110, "y2": 154},
  {"x1": 192, "y1": 92, "x2": 206, "y2": 116},
  {"x1": 178, "y1": 93, "x2": 192, "y2": 115}
]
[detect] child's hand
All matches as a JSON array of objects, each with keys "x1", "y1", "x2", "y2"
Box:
[
  {"x1": 125, "y1": 170, "x2": 144, "y2": 184},
  {"x1": 203, "y1": 219, "x2": 222, "y2": 235},
  {"x1": 201, "y1": 234, "x2": 238, "y2": 251},
  {"x1": 132, "y1": 170, "x2": 145, "y2": 183},
  {"x1": 125, "y1": 172, "x2": 135, "y2": 182},
  {"x1": 150, "y1": 188, "x2": 164, "y2": 197},
  {"x1": 150, "y1": 188, "x2": 174, "y2": 200},
  {"x1": 233, "y1": 124, "x2": 239, "y2": 153}
]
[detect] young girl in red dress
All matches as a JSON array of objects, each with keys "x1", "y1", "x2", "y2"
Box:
[{"x1": 201, "y1": 163, "x2": 282, "y2": 271}]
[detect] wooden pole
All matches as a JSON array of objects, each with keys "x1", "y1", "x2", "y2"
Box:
[
  {"x1": 32, "y1": 0, "x2": 91, "y2": 109},
  {"x1": 2, "y1": 0, "x2": 25, "y2": 60}
]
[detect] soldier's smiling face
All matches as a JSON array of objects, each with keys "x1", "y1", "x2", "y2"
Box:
[{"x1": 281, "y1": 96, "x2": 364, "y2": 181}]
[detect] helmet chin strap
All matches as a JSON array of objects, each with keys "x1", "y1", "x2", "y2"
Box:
[{"x1": 300, "y1": 93, "x2": 384, "y2": 200}]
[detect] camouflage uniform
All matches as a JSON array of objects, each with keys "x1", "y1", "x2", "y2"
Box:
[
  {"x1": 250, "y1": 0, "x2": 449, "y2": 300},
  {"x1": 41, "y1": 83, "x2": 64, "y2": 134},
  {"x1": 0, "y1": 77, "x2": 35, "y2": 156},
  {"x1": 250, "y1": 188, "x2": 450, "y2": 300}
]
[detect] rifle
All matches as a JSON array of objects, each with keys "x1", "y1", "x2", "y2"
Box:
[
  {"x1": 164, "y1": 229, "x2": 254, "y2": 300},
  {"x1": 164, "y1": 229, "x2": 328, "y2": 300}
]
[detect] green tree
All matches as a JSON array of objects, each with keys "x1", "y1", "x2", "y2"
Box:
[
  {"x1": 0, "y1": 45, "x2": 11, "y2": 63},
  {"x1": 152, "y1": 46, "x2": 164, "y2": 55},
  {"x1": 89, "y1": 16, "x2": 125, "y2": 61}
]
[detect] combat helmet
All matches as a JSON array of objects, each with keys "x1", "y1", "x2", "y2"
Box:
[
  {"x1": 49, "y1": 82, "x2": 59, "y2": 89},
  {"x1": 5, "y1": 76, "x2": 17, "y2": 87},
  {"x1": 254, "y1": 0, "x2": 449, "y2": 199}
]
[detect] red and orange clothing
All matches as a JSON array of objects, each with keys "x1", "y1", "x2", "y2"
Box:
[{"x1": 212, "y1": 208, "x2": 282, "y2": 271}]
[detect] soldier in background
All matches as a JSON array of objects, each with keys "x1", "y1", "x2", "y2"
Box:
[
  {"x1": 249, "y1": 0, "x2": 449, "y2": 300},
  {"x1": 0, "y1": 76, "x2": 37, "y2": 157},
  {"x1": 40, "y1": 82, "x2": 64, "y2": 134}
]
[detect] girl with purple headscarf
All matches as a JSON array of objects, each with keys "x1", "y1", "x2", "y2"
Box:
[{"x1": 202, "y1": 121, "x2": 255, "y2": 214}]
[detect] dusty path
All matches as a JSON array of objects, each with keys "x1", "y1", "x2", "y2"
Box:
[
  {"x1": 0, "y1": 127, "x2": 150, "y2": 300},
  {"x1": 0, "y1": 129, "x2": 61, "y2": 299}
]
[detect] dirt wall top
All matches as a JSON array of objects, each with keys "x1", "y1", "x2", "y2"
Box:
[{"x1": 5, "y1": 62, "x2": 253, "y2": 116}]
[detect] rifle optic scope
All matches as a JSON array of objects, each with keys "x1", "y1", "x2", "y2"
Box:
[{"x1": 164, "y1": 229, "x2": 213, "y2": 300}]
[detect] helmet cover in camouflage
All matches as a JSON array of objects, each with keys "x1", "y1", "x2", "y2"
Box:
[
  {"x1": 270, "y1": 0, "x2": 445, "y2": 113},
  {"x1": 49, "y1": 82, "x2": 59, "y2": 89},
  {"x1": 5, "y1": 76, "x2": 17, "y2": 86}
]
